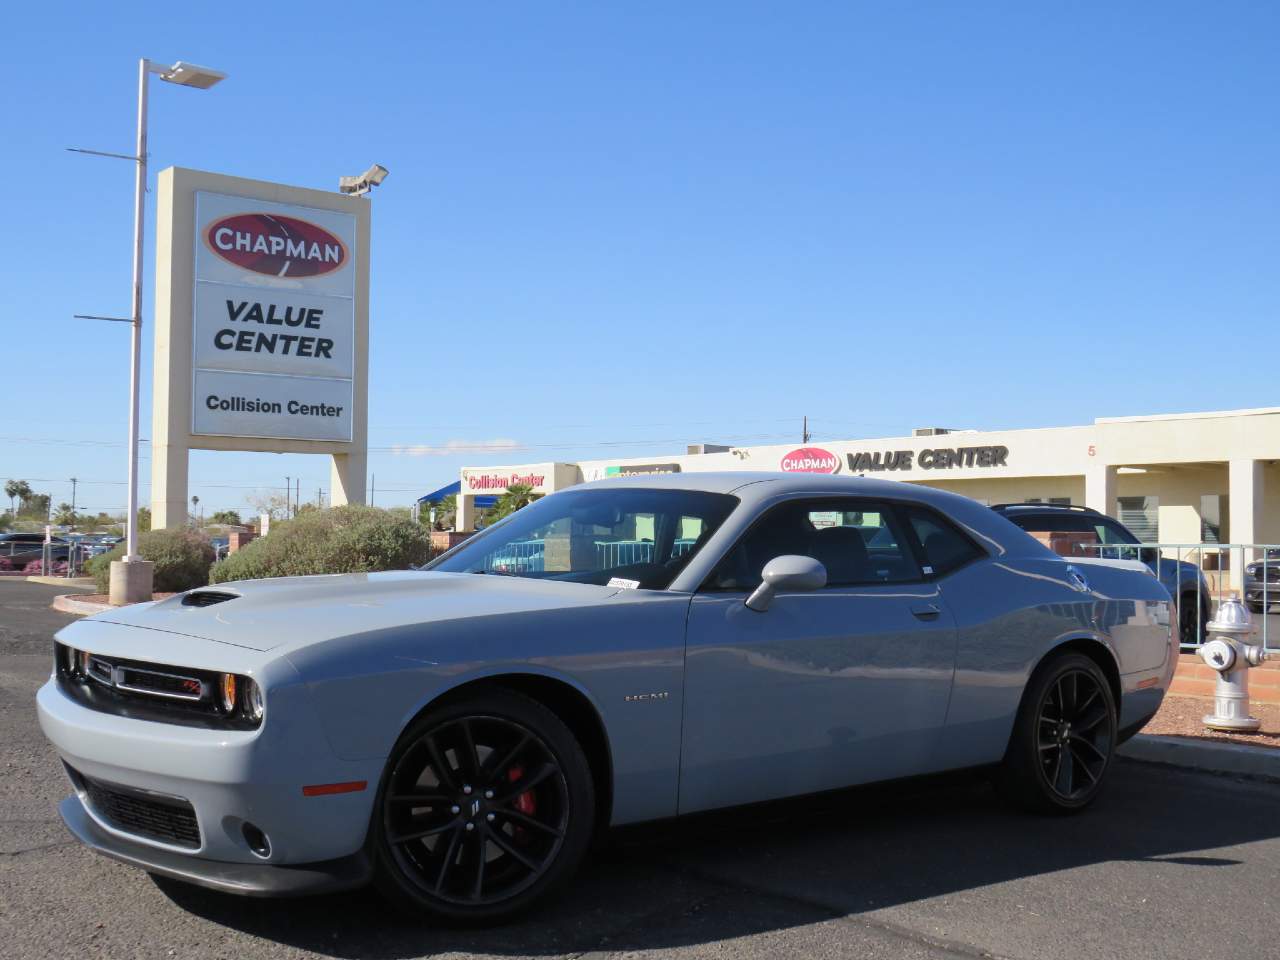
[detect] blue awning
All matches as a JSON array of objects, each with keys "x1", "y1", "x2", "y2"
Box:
[{"x1": 418, "y1": 481, "x2": 496, "y2": 508}]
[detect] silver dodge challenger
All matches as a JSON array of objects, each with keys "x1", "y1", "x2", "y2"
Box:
[{"x1": 37, "y1": 473, "x2": 1174, "y2": 922}]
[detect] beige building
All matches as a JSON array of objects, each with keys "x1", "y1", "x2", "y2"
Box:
[{"x1": 457, "y1": 407, "x2": 1280, "y2": 559}]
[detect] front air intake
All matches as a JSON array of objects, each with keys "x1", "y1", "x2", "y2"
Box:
[{"x1": 181, "y1": 590, "x2": 237, "y2": 607}]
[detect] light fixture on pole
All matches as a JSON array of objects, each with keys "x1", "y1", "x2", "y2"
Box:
[
  {"x1": 69, "y1": 58, "x2": 226, "y2": 605},
  {"x1": 338, "y1": 164, "x2": 389, "y2": 197}
]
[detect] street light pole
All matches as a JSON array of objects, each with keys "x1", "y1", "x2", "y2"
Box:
[
  {"x1": 124, "y1": 57, "x2": 149, "y2": 562},
  {"x1": 74, "y1": 57, "x2": 228, "y2": 605}
]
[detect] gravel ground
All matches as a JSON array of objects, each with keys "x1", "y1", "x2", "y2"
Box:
[{"x1": 1144, "y1": 693, "x2": 1280, "y2": 748}]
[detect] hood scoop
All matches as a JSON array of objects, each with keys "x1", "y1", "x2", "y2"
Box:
[{"x1": 181, "y1": 590, "x2": 239, "y2": 608}]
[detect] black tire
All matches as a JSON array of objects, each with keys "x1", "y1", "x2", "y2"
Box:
[
  {"x1": 998, "y1": 652, "x2": 1117, "y2": 815},
  {"x1": 1247, "y1": 601, "x2": 1265, "y2": 615},
  {"x1": 1178, "y1": 594, "x2": 1209, "y2": 648},
  {"x1": 371, "y1": 688, "x2": 595, "y2": 924}
]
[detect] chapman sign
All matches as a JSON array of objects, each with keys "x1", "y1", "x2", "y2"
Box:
[
  {"x1": 780, "y1": 447, "x2": 841, "y2": 473},
  {"x1": 150, "y1": 168, "x2": 370, "y2": 530},
  {"x1": 192, "y1": 191, "x2": 357, "y2": 442}
]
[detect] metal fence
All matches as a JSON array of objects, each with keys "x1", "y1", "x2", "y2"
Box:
[
  {"x1": 1, "y1": 536, "x2": 112, "y2": 579},
  {"x1": 1079, "y1": 542, "x2": 1279, "y2": 653},
  {"x1": 483, "y1": 538, "x2": 701, "y2": 576}
]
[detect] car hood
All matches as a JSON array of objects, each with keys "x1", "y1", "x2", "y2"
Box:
[{"x1": 86, "y1": 571, "x2": 625, "y2": 652}]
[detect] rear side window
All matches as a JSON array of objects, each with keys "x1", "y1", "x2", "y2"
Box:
[
  {"x1": 707, "y1": 498, "x2": 921, "y2": 590},
  {"x1": 902, "y1": 507, "x2": 985, "y2": 577}
]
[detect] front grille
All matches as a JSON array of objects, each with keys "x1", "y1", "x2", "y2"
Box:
[
  {"x1": 55, "y1": 643, "x2": 260, "y2": 731},
  {"x1": 81, "y1": 773, "x2": 200, "y2": 849},
  {"x1": 1255, "y1": 565, "x2": 1280, "y2": 583}
]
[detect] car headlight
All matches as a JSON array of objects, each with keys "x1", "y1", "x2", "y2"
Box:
[
  {"x1": 219, "y1": 672, "x2": 264, "y2": 721},
  {"x1": 245, "y1": 679, "x2": 264, "y2": 722}
]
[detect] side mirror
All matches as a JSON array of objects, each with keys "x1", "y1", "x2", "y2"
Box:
[
  {"x1": 745, "y1": 555, "x2": 827, "y2": 612},
  {"x1": 1139, "y1": 547, "x2": 1160, "y2": 565}
]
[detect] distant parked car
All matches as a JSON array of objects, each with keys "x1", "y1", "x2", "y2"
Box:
[
  {"x1": 0, "y1": 532, "x2": 69, "y2": 567},
  {"x1": 1244, "y1": 548, "x2": 1280, "y2": 614},
  {"x1": 991, "y1": 503, "x2": 1212, "y2": 646}
]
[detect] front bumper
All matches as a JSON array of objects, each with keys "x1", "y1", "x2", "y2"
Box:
[
  {"x1": 37, "y1": 674, "x2": 383, "y2": 894},
  {"x1": 58, "y1": 794, "x2": 371, "y2": 896},
  {"x1": 1244, "y1": 583, "x2": 1278, "y2": 607}
]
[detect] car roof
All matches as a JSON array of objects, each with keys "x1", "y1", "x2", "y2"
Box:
[
  {"x1": 578, "y1": 471, "x2": 1054, "y2": 559},
  {"x1": 990, "y1": 503, "x2": 1102, "y2": 516}
]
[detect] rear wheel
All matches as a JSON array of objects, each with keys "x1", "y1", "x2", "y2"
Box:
[
  {"x1": 372, "y1": 689, "x2": 595, "y2": 924},
  {"x1": 999, "y1": 652, "x2": 1116, "y2": 814},
  {"x1": 1179, "y1": 594, "x2": 1209, "y2": 647}
]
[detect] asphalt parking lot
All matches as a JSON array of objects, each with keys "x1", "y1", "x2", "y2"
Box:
[{"x1": 3, "y1": 579, "x2": 1278, "y2": 960}]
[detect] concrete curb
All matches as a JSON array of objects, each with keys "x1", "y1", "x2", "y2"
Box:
[
  {"x1": 1119, "y1": 733, "x2": 1280, "y2": 781},
  {"x1": 52, "y1": 594, "x2": 113, "y2": 616}
]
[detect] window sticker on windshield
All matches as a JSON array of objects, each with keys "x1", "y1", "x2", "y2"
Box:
[{"x1": 608, "y1": 577, "x2": 641, "y2": 590}]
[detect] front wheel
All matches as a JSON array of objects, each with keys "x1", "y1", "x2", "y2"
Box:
[
  {"x1": 999, "y1": 652, "x2": 1117, "y2": 814},
  {"x1": 372, "y1": 689, "x2": 595, "y2": 924}
]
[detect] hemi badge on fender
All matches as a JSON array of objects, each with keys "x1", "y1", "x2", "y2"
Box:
[
  {"x1": 1135, "y1": 677, "x2": 1160, "y2": 689},
  {"x1": 302, "y1": 780, "x2": 368, "y2": 797}
]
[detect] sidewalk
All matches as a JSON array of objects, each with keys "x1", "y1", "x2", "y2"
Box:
[{"x1": 1120, "y1": 734, "x2": 1280, "y2": 781}]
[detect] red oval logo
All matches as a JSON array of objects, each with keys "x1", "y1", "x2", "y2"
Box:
[
  {"x1": 780, "y1": 447, "x2": 841, "y2": 473},
  {"x1": 205, "y1": 213, "x2": 348, "y2": 278}
]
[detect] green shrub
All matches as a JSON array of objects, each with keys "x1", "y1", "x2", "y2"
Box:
[
  {"x1": 87, "y1": 528, "x2": 217, "y2": 594},
  {"x1": 209, "y1": 505, "x2": 432, "y2": 584}
]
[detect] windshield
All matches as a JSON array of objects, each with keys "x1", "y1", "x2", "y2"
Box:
[{"x1": 427, "y1": 487, "x2": 740, "y2": 590}]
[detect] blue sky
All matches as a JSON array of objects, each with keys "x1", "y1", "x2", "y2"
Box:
[{"x1": 3, "y1": 1, "x2": 1278, "y2": 516}]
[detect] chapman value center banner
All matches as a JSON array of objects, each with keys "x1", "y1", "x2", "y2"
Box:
[{"x1": 191, "y1": 192, "x2": 357, "y2": 442}]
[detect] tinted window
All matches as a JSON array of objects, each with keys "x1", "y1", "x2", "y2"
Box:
[
  {"x1": 1004, "y1": 511, "x2": 1139, "y2": 557},
  {"x1": 1007, "y1": 513, "x2": 1094, "y2": 534},
  {"x1": 708, "y1": 498, "x2": 921, "y2": 590},
  {"x1": 902, "y1": 506, "x2": 984, "y2": 576},
  {"x1": 428, "y1": 488, "x2": 738, "y2": 590}
]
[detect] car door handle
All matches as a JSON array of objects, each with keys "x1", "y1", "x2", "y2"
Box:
[{"x1": 910, "y1": 602, "x2": 941, "y2": 621}]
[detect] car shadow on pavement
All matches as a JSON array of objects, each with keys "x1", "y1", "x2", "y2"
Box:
[{"x1": 152, "y1": 760, "x2": 1280, "y2": 958}]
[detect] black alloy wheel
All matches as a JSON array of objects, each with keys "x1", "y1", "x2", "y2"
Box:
[
  {"x1": 1035, "y1": 668, "x2": 1112, "y2": 803},
  {"x1": 373, "y1": 689, "x2": 594, "y2": 923},
  {"x1": 999, "y1": 652, "x2": 1116, "y2": 814}
]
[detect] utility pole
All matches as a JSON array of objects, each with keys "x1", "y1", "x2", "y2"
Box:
[
  {"x1": 70, "y1": 477, "x2": 78, "y2": 521},
  {"x1": 295, "y1": 478, "x2": 300, "y2": 516},
  {"x1": 285, "y1": 477, "x2": 291, "y2": 519},
  {"x1": 802, "y1": 416, "x2": 811, "y2": 444}
]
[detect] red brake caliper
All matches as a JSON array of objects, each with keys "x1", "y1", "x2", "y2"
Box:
[{"x1": 507, "y1": 765, "x2": 536, "y2": 843}]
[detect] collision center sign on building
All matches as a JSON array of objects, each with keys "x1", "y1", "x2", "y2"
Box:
[{"x1": 192, "y1": 192, "x2": 357, "y2": 442}]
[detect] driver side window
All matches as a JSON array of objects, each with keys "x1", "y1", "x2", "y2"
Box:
[{"x1": 708, "y1": 498, "x2": 921, "y2": 590}]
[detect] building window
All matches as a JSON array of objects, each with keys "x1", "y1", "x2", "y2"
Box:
[
  {"x1": 1200, "y1": 494, "x2": 1227, "y2": 544},
  {"x1": 1117, "y1": 496, "x2": 1159, "y2": 542}
]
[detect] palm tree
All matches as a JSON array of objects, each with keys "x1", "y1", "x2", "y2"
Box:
[
  {"x1": 487, "y1": 484, "x2": 536, "y2": 524},
  {"x1": 5, "y1": 479, "x2": 31, "y2": 518},
  {"x1": 53, "y1": 502, "x2": 77, "y2": 527},
  {"x1": 426, "y1": 494, "x2": 457, "y2": 530},
  {"x1": 191, "y1": 495, "x2": 201, "y2": 527}
]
